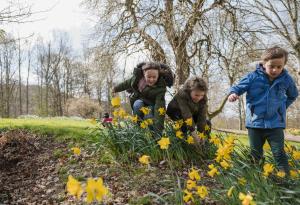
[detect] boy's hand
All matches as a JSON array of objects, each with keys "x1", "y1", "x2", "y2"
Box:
[{"x1": 228, "y1": 93, "x2": 239, "y2": 102}]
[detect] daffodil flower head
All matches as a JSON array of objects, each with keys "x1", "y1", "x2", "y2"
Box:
[
  {"x1": 140, "y1": 107, "x2": 151, "y2": 115},
  {"x1": 67, "y1": 175, "x2": 83, "y2": 199},
  {"x1": 176, "y1": 130, "x2": 184, "y2": 139},
  {"x1": 239, "y1": 192, "x2": 255, "y2": 205},
  {"x1": 183, "y1": 189, "x2": 194, "y2": 203},
  {"x1": 131, "y1": 115, "x2": 138, "y2": 123},
  {"x1": 276, "y1": 170, "x2": 286, "y2": 178},
  {"x1": 227, "y1": 186, "x2": 235, "y2": 197},
  {"x1": 263, "y1": 163, "x2": 274, "y2": 177},
  {"x1": 292, "y1": 150, "x2": 300, "y2": 160},
  {"x1": 186, "y1": 135, "x2": 194, "y2": 144},
  {"x1": 197, "y1": 185, "x2": 208, "y2": 199},
  {"x1": 198, "y1": 132, "x2": 206, "y2": 140},
  {"x1": 139, "y1": 155, "x2": 150, "y2": 165},
  {"x1": 188, "y1": 167, "x2": 201, "y2": 181},
  {"x1": 158, "y1": 107, "x2": 166, "y2": 115},
  {"x1": 185, "y1": 118, "x2": 193, "y2": 126},
  {"x1": 186, "y1": 179, "x2": 196, "y2": 190},
  {"x1": 111, "y1": 96, "x2": 121, "y2": 107},
  {"x1": 86, "y1": 177, "x2": 109, "y2": 203},
  {"x1": 157, "y1": 137, "x2": 171, "y2": 149},
  {"x1": 71, "y1": 147, "x2": 81, "y2": 155}
]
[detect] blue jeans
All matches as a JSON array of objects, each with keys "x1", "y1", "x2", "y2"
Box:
[
  {"x1": 248, "y1": 128, "x2": 289, "y2": 173},
  {"x1": 132, "y1": 99, "x2": 154, "y2": 120}
]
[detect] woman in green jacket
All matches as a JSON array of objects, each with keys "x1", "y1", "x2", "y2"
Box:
[
  {"x1": 167, "y1": 77, "x2": 211, "y2": 143},
  {"x1": 113, "y1": 62, "x2": 168, "y2": 136}
]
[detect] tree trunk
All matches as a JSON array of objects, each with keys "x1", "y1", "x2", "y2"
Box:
[
  {"x1": 18, "y1": 38, "x2": 22, "y2": 115},
  {"x1": 26, "y1": 50, "x2": 30, "y2": 114}
]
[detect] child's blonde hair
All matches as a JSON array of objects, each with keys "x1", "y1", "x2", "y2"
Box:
[{"x1": 261, "y1": 46, "x2": 288, "y2": 64}]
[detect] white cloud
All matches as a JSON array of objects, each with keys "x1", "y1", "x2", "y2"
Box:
[{"x1": 2, "y1": 0, "x2": 92, "y2": 49}]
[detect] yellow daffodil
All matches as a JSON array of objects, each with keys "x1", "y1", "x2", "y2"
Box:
[
  {"x1": 188, "y1": 168, "x2": 201, "y2": 181},
  {"x1": 220, "y1": 160, "x2": 231, "y2": 170},
  {"x1": 263, "y1": 163, "x2": 274, "y2": 177},
  {"x1": 185, "y1": 118, "x2": 193, "y2": 126},
  {"x1": 198, "y1": 132, "x2": 206, "y2": 140},
  {"x1": 118, "y1": 108, "x2": 127, "y2": 118},
  {"x1": 173, "y1": 120, "x2": 183, "y2": 130},
  {"x1": 131, "y1": 115, "x2": 138, "y2": 123},
  {"x1": 157, "y1": 137, "x2": 171, "y2": 149},
  {"x1": 86, "y1": 177, "x2": 109, "y2": 203},
  {"x1": 186, "y1": 179, "x2": 196, "y2": 190},
  {"x1": 208, "y1": 164, "x2": 219, "y2": 177},
  {"x1": 111, "y1": 96, "x2": 121, "y2": 107},
  {"x1": 183, "y1": 189, "x2": 194, "y2": 203},
  {"x1": 139, "y1": 155, "x2": 150, "y2": 165},
  {"x1": 197, "y1": 186, "x2": 208, "y2": 199},
  {"x1": 263, "y1": 142, "x2": 271, "y2": 150},
  {"x1": 140, "y1": 107, "x2": 151, "y2": 115},
  {"x1": 204, "y1": 124, "x2": 210, "y2": 131},
  {"x1": 209, "y1": 135, "x2": 221, "y2": 146},
  {"x1": 284, "y1": 144, "x2": 294, "y2": 154},
  {"x1": 292, "y1": 150, "x2": 300, "y2": 160},
  {"x1": 238, "y1": 177, "x2": 247, "y2": 186},
  {"x1": 227, "y1": 186, "x2": 234, "y2": 197},
  {"x1": 239, "y1": 192, "x2": 256, "y2": 205},
  {"x1": 158, "y1": 107, "x2": 166, "y2": 115},
  {"x1": 276, "y1": 171, "x2": 286, "y2": 178},
  {"x1": 67, "y1": 175, "x2": 83, "y2": 199},
  {"x1": 215, "y1": 143, "x2": 233, "y2": 162},
  {"x1": 71, "y1": 147, "x2": 81, "y2": 155},
  {"x1": 290, "y1": 170, "x2": 299, "y2": 179},
  {"x1": 176, "y1": 130, "x2": 184, "y2": 139},
  {"x1": 140, "y1": 121, "x2": 148, "y2": 129},
  {"x1": 145, "y1": 118, "x2": 153, "y2": 125},
  {"x1": 186, "y1": 135, "x2": 194, "y2": 144}
]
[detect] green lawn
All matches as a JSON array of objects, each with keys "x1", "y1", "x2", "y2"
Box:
[
  {"x1": 216, "y1": 132, "x2": 300, "y2": 148},
  {"x1": 0, "y1": 117, "x2": 97, "y2": 143}
]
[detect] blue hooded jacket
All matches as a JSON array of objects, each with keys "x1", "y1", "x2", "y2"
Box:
[{"x1": 230, "y1": 64, "x2": 299, "y2": 128}]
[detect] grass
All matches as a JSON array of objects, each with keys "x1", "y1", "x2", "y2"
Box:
[
  {"x1": 0, "y1": 117, "x2": 97, "y2": 143},
  {"x1": 217, "y1": 132, "x2": 300, "y2": 148}
]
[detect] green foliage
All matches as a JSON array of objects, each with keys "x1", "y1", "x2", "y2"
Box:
[
  {"x1": 209, "y1": 140, "x2": 300, "y2": 205},
  {"x1": 96, "y1": 119, "x2": 215, "y2": 164}
]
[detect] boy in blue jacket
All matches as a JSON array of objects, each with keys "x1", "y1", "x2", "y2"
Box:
[{"x1": 228, "y1": 46, "x2": 299, "y2": 174}]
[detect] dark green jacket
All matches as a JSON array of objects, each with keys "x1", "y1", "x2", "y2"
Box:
[
  {"x1": 114, "y1": 74, "x2": 167, "y2": 134},
  {"x1": 169, "y1": 89, "x2": 208, "y2": 132}
]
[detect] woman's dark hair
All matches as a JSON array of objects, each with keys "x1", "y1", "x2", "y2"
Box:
[{"x1": 141, "y1": 62, "x2": 161, "y2": 72}]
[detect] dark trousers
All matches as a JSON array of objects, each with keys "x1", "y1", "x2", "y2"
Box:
[{"x1": 248, "y1": 128, "x2": 289, "y2": 173}]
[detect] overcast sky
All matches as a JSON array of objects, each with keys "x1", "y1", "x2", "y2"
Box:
[{"x1": 2, "y1": 0, "x2": 92, "y2": 49}]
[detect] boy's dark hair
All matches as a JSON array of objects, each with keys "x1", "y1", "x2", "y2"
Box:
[
  {"x1": 261, "y1": 46, "x2": 288, "y2": 64},
  {"x1": 183, "y1": 76, "x2": 208, "y2": 92},
  {"x1": 103, "y1": 113, "x2": 109, "y2": 118}
]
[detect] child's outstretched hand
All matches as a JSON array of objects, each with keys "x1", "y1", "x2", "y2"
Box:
[{"x1": 228, "y1": 93, "x2": 239, "y2": 102}]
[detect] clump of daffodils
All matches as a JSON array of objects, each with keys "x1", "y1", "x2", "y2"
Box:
[
  {"x1": 66, "y1": 175, "x2": 109, "y2": 203},
  {"x1": 183, "y1": 167, "x2": 209, "y2": 203}
]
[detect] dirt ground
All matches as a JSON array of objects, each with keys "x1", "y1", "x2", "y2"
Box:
[{"x1": 0, "y1": 130, "x2": 65, "y2": 205}]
